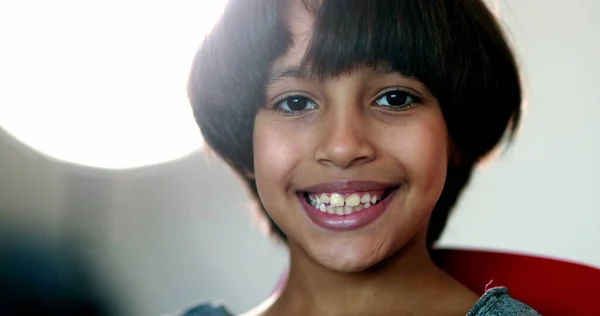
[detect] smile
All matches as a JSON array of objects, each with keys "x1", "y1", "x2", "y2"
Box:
[
  {"x1": 303, "y1": 189, "x2": 394, "y2": 215},
  {"x1": 297, "y1": 180, "x2": 400, "y2": 231}
]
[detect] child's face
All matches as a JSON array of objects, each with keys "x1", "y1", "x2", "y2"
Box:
[{"x1": 253, "y1": 1, "x2": 450, "y2": 272}]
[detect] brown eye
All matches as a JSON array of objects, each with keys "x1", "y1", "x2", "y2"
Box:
[
  {"x1": 374, "y1": 90, "x2": 418, "y2": 110},
  {"x1": 275, "y1": 95, "x2": 317, "y2": 112}
]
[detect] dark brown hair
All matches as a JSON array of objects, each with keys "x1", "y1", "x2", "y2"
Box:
[{"x1": 188, "y1": 0, "x2": 522, "y2": 248}]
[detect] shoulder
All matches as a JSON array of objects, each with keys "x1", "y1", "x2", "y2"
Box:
[
  {"x1": 468, "y1": 287, "x2": 540, "y2": 316},
  {"x1": 164, "y1": 301, "x2": 232, "y2": 316}
]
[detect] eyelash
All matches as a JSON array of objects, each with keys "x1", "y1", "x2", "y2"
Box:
[
  {"x1": 271, "y1": 93, "x2": 317, "y2": 116},
  {"x1": 270, "y1": 89, "x2": 422, "y2": 116},
  {"x1": 373, "y1": 89, "x2": 422, "y2": 111}
]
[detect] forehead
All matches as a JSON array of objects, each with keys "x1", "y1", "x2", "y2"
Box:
[{"x1": 276, "y1": 0, "x2": 314, "y2": 68}]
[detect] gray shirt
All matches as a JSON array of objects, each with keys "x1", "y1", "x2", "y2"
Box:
[{"x1": 172, "y1": 287, "x2": 540, "y2": 315}]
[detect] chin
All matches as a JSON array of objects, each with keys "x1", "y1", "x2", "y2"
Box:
[
  {"x1": 320, "y1": 254, "x2": 381, "y2": 273},
  {"x1": 327, "y1": 261, "x2": 375, "y2": 273},
  {"x1": 314, "y1": 241, "x2": 390, "y2": 273}
]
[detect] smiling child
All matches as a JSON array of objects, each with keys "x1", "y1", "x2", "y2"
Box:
[{"x1": 178, "y1": 0, "x2": 539, "y2": 315}]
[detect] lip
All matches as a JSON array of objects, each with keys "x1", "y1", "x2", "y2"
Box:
[
  {"x1": 297, "y1": 180, "x2": 398, "y2": 194},
  {"x1": 297, "y1": 185, "x2": 400, "y2": 231}
]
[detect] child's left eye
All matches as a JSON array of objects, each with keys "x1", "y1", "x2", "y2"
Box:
[{"x1": 374, "y1": 90, "x2": 419, "y2": 110}]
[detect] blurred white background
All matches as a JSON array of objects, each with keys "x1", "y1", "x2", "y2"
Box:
[{"x1": 0, "y1": 0, "x2": 598, "y2": 315}]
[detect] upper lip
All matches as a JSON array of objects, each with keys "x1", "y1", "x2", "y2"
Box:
[{"x1": 297, "y1": 180, "x2": 399, "y2": 193}]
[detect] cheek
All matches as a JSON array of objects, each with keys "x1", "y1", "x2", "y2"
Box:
[
  {"x1": 253, "y1": 115, "x2": 316, "y2": 237},
  {"x1": 385, "y1": 113, "x2": 449, "y2": 197},
  {"x1": 410, "y1": 117, "x2": 449, "y2": 198},
  {"x1": 253, "y1": 115, "x2": 305, "y2": 197}
]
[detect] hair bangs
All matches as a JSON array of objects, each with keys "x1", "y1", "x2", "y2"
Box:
[{"x1": 299, "y1": 0, "x2": 452, "y2": 91}]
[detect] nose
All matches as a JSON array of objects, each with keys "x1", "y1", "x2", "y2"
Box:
[{"x1": 314, "y1": 109, "x2": 376, "y2": 169}]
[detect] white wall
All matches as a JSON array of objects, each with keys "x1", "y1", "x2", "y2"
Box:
[{"x1": 0, "y1": 1, "x2": 599, "y2": 315}]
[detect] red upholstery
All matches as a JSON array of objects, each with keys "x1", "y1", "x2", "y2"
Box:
[{"x1": 433, "y1": 249, "x2": 600, "y2": 315}]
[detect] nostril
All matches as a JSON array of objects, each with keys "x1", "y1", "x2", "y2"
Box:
[
  {"x1": 314, "y1": 149, "x2": 376, "y2": 169},
  {"x1": 314, "y1": 124, "x2": 376, "y2": 168}
]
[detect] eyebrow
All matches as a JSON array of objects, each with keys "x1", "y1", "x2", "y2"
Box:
[
  {"x1": 266, "y1": 64, "x2": 420, "y2": 86},
  {"x1": 267, "y1": 66, "x2": 311, "y2": 85}
]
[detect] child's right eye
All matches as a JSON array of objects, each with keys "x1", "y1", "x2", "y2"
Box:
[{"x1": 274, "y1": 95, "x2": 318, "y2": 114}]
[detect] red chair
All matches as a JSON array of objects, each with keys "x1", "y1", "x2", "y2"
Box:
[{"x1": 433, "y1": 248, "x2": 600, "y2": 315}]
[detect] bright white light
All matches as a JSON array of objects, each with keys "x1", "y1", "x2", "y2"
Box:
[{"x1": 0, "y1": 1, "x2": 227, "y2": 169}]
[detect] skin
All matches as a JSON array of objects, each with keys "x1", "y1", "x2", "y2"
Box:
[{"x1": 247, "y1": 1, "x2": 479, "y2": 315}]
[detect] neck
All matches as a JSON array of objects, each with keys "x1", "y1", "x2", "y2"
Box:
[{"x1": 261, "y1": 230, "x2": 475, "y2": 316}]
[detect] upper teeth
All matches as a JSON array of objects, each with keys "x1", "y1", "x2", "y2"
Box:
[{"x1": 309, "y1": 192, "x2": 379, "y2": 208}]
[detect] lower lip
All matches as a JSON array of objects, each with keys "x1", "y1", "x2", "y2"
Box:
[{"x1": 298, "y1": 189, "x2": 398, "y2": 231}]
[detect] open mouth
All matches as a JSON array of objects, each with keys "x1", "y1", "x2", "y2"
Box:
[{"x1": 299, "y1": 186, "x2": 398, "y2": 215}]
